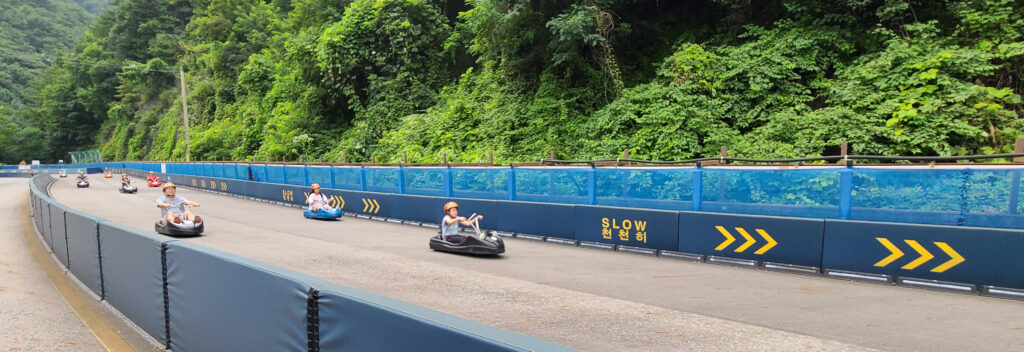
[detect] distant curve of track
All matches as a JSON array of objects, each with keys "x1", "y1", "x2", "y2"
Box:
[{"x1": 49, "y1": 176, "x2": 1024, "y2": 352}]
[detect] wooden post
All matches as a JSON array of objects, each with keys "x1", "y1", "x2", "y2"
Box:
[
  {"x1": 1014, "y1": 138, "x2": 1024, "y2": 163},
  {"x1": 403, "y1": 152, "x2": 408, "y2": 165},
  {"x1": 549, "y1": 150, "x2": 555, "y2": 160},
  {"x1": 839, "y1": 142, "x2": 853, "y2": 166},
  {"x1": 319, "y1": 156, "x2": 323, "y2": 163},
  {"x1": 371, "y1": 155, "x2": 376, "y2": 165},
  {"x1": 622, "y1": 149, "x2": 630, "y2": 166},
  {"x1": 443, "y1": 153, "x2": 448, "y2": 165},
  {"x1": 720, "y1": 146, "x2": 728, "y2": 158},
  {"x1": 489, "y1": 151, "x2": 494, "y2": 165},
  {"x1": 342, "y1": 155, "x2": 347, "y2": 164}
]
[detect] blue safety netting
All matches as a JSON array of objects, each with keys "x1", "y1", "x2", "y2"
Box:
[
  {"x1": 596, "y1": 168, "x2": 694, "y2": 210},
  {"x1": 73, "y1": 161, "x2": 1024, "y2": 229},
  {"x1": 331, "y1": 167, "x2": 361, "y2": 190},
  {"x1": 701, "y1": 168, "x2": 841, "y2": 218},
  {"x1": 514, "y1": 168, "x2": 590, "y2": 204},
  {"x1": 453, "y1": 168, "x2": 508, "y2": 200},
  {"x1": 365, "y1": 168, "x2": 399, "y2": 193},
  {"x1": 404, "y1": 168, "x2": 445, "y2": 196}
]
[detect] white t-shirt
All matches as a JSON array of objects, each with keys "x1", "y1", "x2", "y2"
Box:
[
  {"x1": 441, "y1": 215, "x2": 461, "y2": 239},
  {"x1": 307, "y1": 193, "x2": 329, "y2": 210}
]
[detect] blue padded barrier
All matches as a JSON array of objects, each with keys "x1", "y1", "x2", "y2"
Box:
[
  {"x1": 65, "y1": 210, "x2": 104, "y2": 297},
  {"x1": 822, "y1": 220, "x2": 1024, "y2": 289},
  {"x1": 365, "y1": 167, "x2": 400, "y2": 193},
  {"x1": 678, "y1": 212, "x2": 824, "y2": 268},
  {"x1": 98, "y1": 221, "x2": 172, "y2": 343},
  {"x1": 49, "y1": 203, "x2": 69, "y2": 268},
  {"x1": 596, "y1": 168, "x2": 693, "y2": 211},
  {"x1": 317, "y1": 284, "x2": 576, "y2": 352},
  {"x1": 251, "y1": 164, "x2": 267, "y2": 182},
  {"x1": 700, "y1": 168, "x2": 841, "y2": 219},
  {"x1": 574, "y1": 205, "x2": 678, "y2": 250},
  {"x1": 41, "y1": 203, "x2": 51, "y2": 249},
  {"x1": 165, "y1": 241, "x2": 309, "y2": 352},
  {"x1": 267, "y1": 164, "x2": 285, "y2": 184},
  {"x1": 389, "y1": 194, "x2": 441, "y2": 224},
  {"x1": 495, "y1": 201, "x2": 575, "y2": 239},
  {"x1": 514, "y1": 168, "x2": 590, "y2": 204}
]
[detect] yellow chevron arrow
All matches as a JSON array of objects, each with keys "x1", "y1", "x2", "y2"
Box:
[
  {"x1": 362, "y1": 198, "x2": 369, "y2": 212},
  {"x1": 338, "y1": 195, "x2": 345, "y2": 208},
  {"x1": 874, "y1": 237, "x2": 904, "y2": 267},
  {"x1": 372, "y1": 199, "x2": 380, "y2": 213},
  {"x1": 753, "y1": 229, "x2": 777, "y2": 255},
  {"x1": 901, "y1": 240, "x2": 934, "y2": 270},
  {"x1": 734, "y1": 227, "x2": 756, "y2": 253},
  {"x1": 930, "y1": 242, "x2": 965, "y2": 273},
  {"x1": 714, "y1": 226, "x2": 735, "y2": 251}
]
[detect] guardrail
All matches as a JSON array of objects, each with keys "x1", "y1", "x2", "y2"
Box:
[
  {"x1": 28, "y1": 174, "x2": 573, "y2": 351},
  {"x1": 121, "y1": 168, "x2": 1024, "y2": 298}
]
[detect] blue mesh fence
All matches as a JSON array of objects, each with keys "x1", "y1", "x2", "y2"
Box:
[
  {"x1": 82, "y1": 162, "x2": 1024, "y2": 230},
  {"x1": 404, "y1": 168, "x2": 445, "y2": 196},
  {"x1": 331, "y1": 167, "x2": 361, "y2": 190},
  {"x1": 284, "y1": 166, "x2": 305, "y2": 185},
  {"x1": 596, "y1": 168, "x2": 694, "y2": 210},
  {"x1": 701, "y1": 168, "x2": 841, "y2": 218},
  {"x1": 514, "y1": 168, "x2": 590, "y2": 204},
  {"x1": 307, "y1": 167, "x2": 331, "y2": 187},
  {"x1": 365, "y1": 168, "x2": 400, "y2": 193},
  {"x1": 453, "y1": 168, "x2": 508, "y2": 199}
]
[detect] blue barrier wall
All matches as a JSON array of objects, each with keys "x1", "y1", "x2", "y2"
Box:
[
  {"x1": 65, "y1": 210, "x2": 103, "y2": 297},
  {"x1": 822, "y1": 220, "x2": 1024, "y2": 288},
  {"x1": 678, "y1": 212, "x2": 824, "y2": 267},
  {"x1": 49, "y1": 203, "x2": 69, "y2": 268},
  {"x1": 166, "y1": 242, "x2": 310, "y2": 351},
  {"x1": 98, "y1": 221, "x2": 171, "y2": 343},
  {"x1": 574, "y1": 205, "x2": 679, "y2": 250}
]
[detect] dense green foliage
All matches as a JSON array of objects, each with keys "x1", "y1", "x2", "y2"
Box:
[
  {"x1": 0, "y1": 0, "x2": 109, "y2": 163},
  {"x1": 7, "y1": 0, "x2": 1024, "y2": 163}
]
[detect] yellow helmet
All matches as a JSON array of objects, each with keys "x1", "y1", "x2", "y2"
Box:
[
  {"x1": 161, "y1": 183, "x2": 176, "y2": 190},
  {"x1": 443, "y1": 201, "x2": 458, "y2": 213}
]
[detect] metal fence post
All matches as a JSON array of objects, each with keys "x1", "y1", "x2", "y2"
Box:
[
  {"x1": 507, "y1": 167, "x2": 517, "y2": 201},
  {"x1": 839, "y1": 167, "x2": 853, "y2": 219},
  {"x1": 359, "y1": 166, "x2": 367, "y2": 192},
  {"x1": 398, "y1": 166, "x2": 406, "y2": 194},
  {"x1": 692, "y1": 168, "x2": 703, "y2": 211},
  {"x1": 588, "y1": 166, "x2": 597, "y2": 205},
  {"x1": 444, "y1": 166, "x2": 454, "y2": 197}
]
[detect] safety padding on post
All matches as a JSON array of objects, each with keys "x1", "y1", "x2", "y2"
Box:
[
  {"x1": 678, "y1": 212, "x2": 824, "y2": 268},
  {"x1": 98, "y1": 221, "x2": 172, "y2": 343},
  {"x1": 496, "y1": 201, "x2": 575, "y2": 239},
  {"x1": 822, "y1": 219, "x2": 1024, "y2": 289},
  {"x1": 164, "y1": 241, "x2": 310, "y2": 352},
  {"x1": 574, "y1": 205, "x2": 678, "y2": 251},
  {"x1": 316, "y1": 284, "x2": 576, "y2": 352},
  {"x1": 49, "y1": 203, "x2": 70, "y2": 268},
  {"x1": 436, "y1": 198, "x2": 498, "y2": 230},
  {"x1": 389, "y1": 194, "x2": 440, "y2": 224},
  {"x1": 65, "y1": 209, "x2": 104, "y2": 297}
]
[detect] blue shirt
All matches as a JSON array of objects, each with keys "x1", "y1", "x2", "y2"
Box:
[{"x1": 157, "y1": 196, "x2": 188, "y2": 216}]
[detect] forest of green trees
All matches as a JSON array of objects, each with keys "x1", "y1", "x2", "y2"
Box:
[{"x1": 1, "y1": 0, "x2": 1022, "y2": 164}]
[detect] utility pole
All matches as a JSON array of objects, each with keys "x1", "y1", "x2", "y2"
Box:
[{"x1": 179, "y1": 65, "x2": 190, "y2": 162}]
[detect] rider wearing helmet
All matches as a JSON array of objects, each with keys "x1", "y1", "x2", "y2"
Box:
[
  {"x1": 120, "y1": 173, "x2": 131, "y2": 186},
  {"x1": 306, "y1": 183, "x2": 333, "y2": 212},
  {"x1": 156, "y1": 183, "x2": 201, "y2": 225},
  {"x1": 441, "y1": 201, "x2": 482, "y2": 244},
  {"x1": 76, "y1": 170, "x2": 88, "y2": 182}
]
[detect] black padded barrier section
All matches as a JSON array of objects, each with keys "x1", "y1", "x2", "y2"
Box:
[
  {"x1": 98, "y1": 221, "x2": 172, "y2": 343},
  {"x1": 822, "y1": 219, "x2": 1024, "y2": 289},
  {"x1": 574, "y1": 205, "x2": 679, "y2": 251},
  {"x1": 678, "y1": 211, "x2": 825, "y2": 268},
  {"x1": 65, "y1": 210, "x2": 104, "y2": 297},
  {"x1": 496, "y1": 201, "x2": 575, "y2": 239},
  {"x1": 317, "y1": 284, "x2": 576, "y2": 352},
  {"x1": 165, "y1": 241, "x2": 310, "y2": 352},
  {"x1": 49, "y1": 203, "x2": 70, "y2": 268}
]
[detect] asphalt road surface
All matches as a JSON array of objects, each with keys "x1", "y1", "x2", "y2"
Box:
[{"x1": 48, "y1": 176, "x2": 1024, "y2": 351}]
